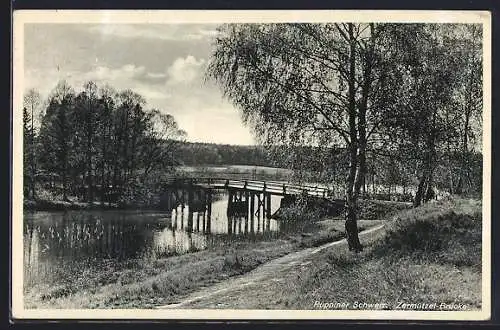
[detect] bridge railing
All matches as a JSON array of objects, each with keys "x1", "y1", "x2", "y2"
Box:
[
  {"x1": 227, "y1": 179, "x2": 331, "y2": 196},
  {"x1": 181, "y1": 177, "x2": 330, "y2": 190},
  {"x1": 170, "y1": 177, "x2": 334, "y2": 198}
]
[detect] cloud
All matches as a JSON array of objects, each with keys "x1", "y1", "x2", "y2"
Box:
[
  {"x1": 25, "y1": 63, "x2": 254, "y2": 144},
  {"x1": 84, "y1": 64, "x2": 146, "y2": 81},
  {"x1": 22, "y1": 22, "x2": 255, "y2": 145},
  {"x1": 88, "y1": 65, "x2": 173, "y2": 101},
  {"x1": 175, "y1": 106, "x2": 254, "y2": 145},
  {"x1": 80, "y1": 64, "x2": 171, "y2": 101},
  {"x1": 166, "y1": 55, "x2": 206, "y2": 85},
  {"x1": 185, "y1": 27, "x2": 219, "y2": 40},
  {"x1": 147, "y1": 72, "x2": 167, "y2": 79},
  {"x1": 25, "y1": 64, "x2": 171, "y2": 104},
  {"x1": 86, "y1": 24, "x2": 218, "y2": 42}
]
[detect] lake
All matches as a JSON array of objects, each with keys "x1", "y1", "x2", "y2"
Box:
[{"x1": 23, "y1": 192, "x2": 285, "y2": 289}]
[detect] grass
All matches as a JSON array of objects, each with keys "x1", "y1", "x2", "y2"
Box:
[
  {"x1": 24, "y1": 238, "x2": 291, "y2": 308},
  {"x1": 24, "y1": 214, "x2": 382, "y2": 309},
  {"x1": 267, "y1": 197, "x2": 482, "y2": 310},
  {"x1": 357, "y1": 199, "x2": 412, "y2": 220},
  {"x1": 26, "y1": 197, "x2": 461, "y2": 310}
]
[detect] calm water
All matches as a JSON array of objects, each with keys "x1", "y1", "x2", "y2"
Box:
[{"x1": 24, "y1": 192, "x2": 285, "y2": 288}]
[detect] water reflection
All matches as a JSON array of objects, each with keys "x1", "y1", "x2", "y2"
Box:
[
  {"x1": 149, "y1": 228, "x2": 208, "y2": 258},
  {"x1": 24, "y1": 191, "x2": 283, "y2": 287}
]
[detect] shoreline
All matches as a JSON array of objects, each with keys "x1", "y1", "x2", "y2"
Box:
[
  {"x1": 23, "y1": 199, "x2": 152, "y2": 211},
  {"x1": 23, "y1": 198, "x2": 477, "y2": 310},
  {"x1": 23, "y1": 217, "x2": 383, "y2": 309},
  {"x1": 23, "y1": 197, "x2": 412, "y2": 214},
  {"x1": 163, "y1": 198, "x2": 482, "y2": 311}
]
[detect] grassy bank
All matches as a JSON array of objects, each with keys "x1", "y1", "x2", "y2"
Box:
[
  {"x1": 25, "y1": 237, "x2": 297, "y2": 309},
  {"x1": 23, "y1": 198, "x2": 406, "y2": 309},
  {"x1": 259, "y1": 197, "x2": 482, "y2": 310},
  {"x1": 24, "y1": 211, "x2": 381, "y2": 309}
]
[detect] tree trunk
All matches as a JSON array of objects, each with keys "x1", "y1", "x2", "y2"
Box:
[
  {"x1": 345, "y1": 196, "x2": 362, "y2": 251},
  {"x1": 457, "y1": 36, "x2": 477, "y2": 196},
  {"x1": 413, "y1": 173, "x2": 427, "y2": 207},
  {"x1": 344, "y1": 23, "x2": 363, "y2": 253},
  {"x1": 424, "y1": 169, "x2": 435, "y2": 202},
  {"x1": 62, "y1": 163, "x2": 68, "y2": 202},
  {"x1": 87, "y1": 121, "x2": 93, "y2": 203},
  {"x1": 100, "y1": 151, "x2": 106, "y2": 205},
  {"x1": 455, "y1": 112, "x2": 469, "y2": 195},
  {"x1": 449, "y1": 162, "x2": 455, "y2": 195},
  {"x1": 345, "y1": 160, "x2": 362, "y2": 251},
  {"x1": 372, "y1": 170, "x2": 376, "y2": 195},
  {"x1": 346, "y1": 22, "x2": 375, "y2": 251},
  {"x1": 30, "y1": 105, "x2": 37, "y2": 200},
  {"x1": 414, "y1": 150, "x2": 435, "y2": 207},
  {"x1": 455, "y1": 175, "x2": 463, "y2": 195}
]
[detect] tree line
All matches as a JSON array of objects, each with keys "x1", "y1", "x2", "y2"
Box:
[
  {"x1": 23, "y1": 81, "x2": 186, "y2": 205},
  {"x1": 166, "y1": 142, "x2": 481, "y2": 201},
  {"x1": 207, "y1": 23, "x2": 483, "y2": 251},
  {"x1": 176, "y1": 142, "x2": 271, "y2": 166},
  {"x1": 265, "y1": 145, "x2": 481, "y2": 200}
]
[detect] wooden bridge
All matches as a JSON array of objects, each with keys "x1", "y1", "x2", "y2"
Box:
[
  {"x1": 160, "y1": 178, "x2": 338, "y2": 219},
  {"x1": 168, "y1": 177, "x2": 334, "y2": 198}
]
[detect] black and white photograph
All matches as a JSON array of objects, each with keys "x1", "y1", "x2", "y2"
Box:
[{"x1": 11, "y1": 10, "x2": 491, "y2": 320}]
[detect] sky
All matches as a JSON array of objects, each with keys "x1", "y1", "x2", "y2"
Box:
[{"x1": 23, "y1": 23, "x2": 256, "y2": 145}]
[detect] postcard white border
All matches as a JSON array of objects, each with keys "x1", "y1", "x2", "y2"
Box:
[{"x1": 11, "y1": 9, "x2": 492, "y2": 321}]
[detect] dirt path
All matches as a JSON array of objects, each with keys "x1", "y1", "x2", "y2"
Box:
[{"x1": 156, "y1": 223, "x2": 385, "y2": 309}]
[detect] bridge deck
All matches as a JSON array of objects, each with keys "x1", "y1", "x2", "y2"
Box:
[{"x1": 169, "y1": 178, "x2": 334, "y2": 198}]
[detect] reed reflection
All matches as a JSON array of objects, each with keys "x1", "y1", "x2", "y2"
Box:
[{"x1": 23, "y1": 190, "x2": 284, "y2": 287}]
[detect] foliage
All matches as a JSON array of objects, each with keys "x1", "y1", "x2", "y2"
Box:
[
  {"x1": 277, "y1": 198, "x2": 323, "y2": 224},
  {"x1": 377, "y1": 198, "x2": 481, "y2": 265},
  {"x1": 207, "y1": 23, "x2": 483, "y2": 250},
  {"x1": 278, "y1": 198, "x2": 482, "y2": 310},
  {"x1": 380, "y1": 24, "x2": 483, "y2": 204},
  {"x1": 175, "y1": 142, "x2": 271, "y2": 166},
  {"x1": 27, "y1": 80, "x2": 186, "y2": 205},
  {"x1": 23, "y1": 88, "x2": 42, "y2": 200},
  {"x1": 357, "y1": 199, "x2": 412, "y2": 220},
  {"x1": 207, "y1": 23, "x2": 394, "y2": 251}
]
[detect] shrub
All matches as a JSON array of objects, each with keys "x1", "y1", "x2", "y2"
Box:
[
  {"x1": 279, "y1": 205, "x2": 313, "y2": 223},
  {"x1": 358, "y1": 199, "x2": 412, "y2": 220},
  {"x1": 117, "y1": 182, "x2": 159, "y2": 208},
  {"x1": 375, "y1": 198, "x2": 481, "y2": 263},
  {"x1": 223, "y1": 249, "x2": 242, "y2": 270}
]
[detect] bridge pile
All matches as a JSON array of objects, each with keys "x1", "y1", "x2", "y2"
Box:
[{"x1": 159, "y1": 178, "x2": 337, "y2": 220}]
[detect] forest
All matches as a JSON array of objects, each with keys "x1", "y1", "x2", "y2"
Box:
[
  {"x1": 207, "y1": 23, "x2": 483, "y2": 251},
  {"x1": 23, "y1": 81, "x2": 186, "y2": 206},
  {"x1": 176, "y1": 142, "x2": 270, "y2": 166}
]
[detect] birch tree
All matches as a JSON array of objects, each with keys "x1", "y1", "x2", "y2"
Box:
[{"x1": 207, "y1": 23, "x2": 393, "y2": 252}]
